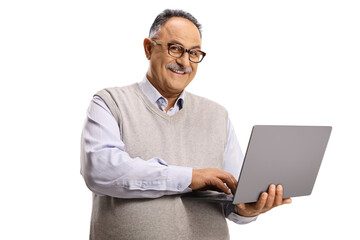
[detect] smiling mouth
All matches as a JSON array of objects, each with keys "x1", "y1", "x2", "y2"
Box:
[{"x1": 169, "y1": 69, "x2": 186, "y2": 74}]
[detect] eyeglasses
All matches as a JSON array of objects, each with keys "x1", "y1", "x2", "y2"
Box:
[{"x1": 152, "y1": 39, "x2": 206, "y2": 63}]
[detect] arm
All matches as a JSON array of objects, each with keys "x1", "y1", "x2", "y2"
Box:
[{"x1": 80, "y1": 97, "x2": 192, "y2": 198}]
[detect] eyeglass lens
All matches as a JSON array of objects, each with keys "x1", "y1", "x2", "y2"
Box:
[{"x1": 168, "y1": 44, "x2": 205, "y2": 63}]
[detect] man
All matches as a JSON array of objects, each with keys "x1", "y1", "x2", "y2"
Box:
[{"x1": 81, "y1": 9, "x2": 291, "y2": 240}]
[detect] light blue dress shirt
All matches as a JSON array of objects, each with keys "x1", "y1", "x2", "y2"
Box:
[{"x1": 81, "y1": 76, "x2": 257, "y2": 224}]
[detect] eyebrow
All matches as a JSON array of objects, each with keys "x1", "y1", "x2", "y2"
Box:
[{"x1": 170, "y1": 40, "x2": 201, "y2": 49}]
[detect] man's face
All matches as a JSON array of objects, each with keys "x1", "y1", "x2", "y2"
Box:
[{"x1": 145, "y1": 17, "x2": 202, "y2": 97}]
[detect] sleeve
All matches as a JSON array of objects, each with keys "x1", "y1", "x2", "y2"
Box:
[
  {"x1": 80, "y1": 96, "x2": 193, "y2": 198},
  {"x1": 222, "y1": 118, "x2": 258, "y2": 224}
]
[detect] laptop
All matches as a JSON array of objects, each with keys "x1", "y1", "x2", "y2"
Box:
[{"x1": 181, "y1": 125, "x2": 332, "y2": 204}]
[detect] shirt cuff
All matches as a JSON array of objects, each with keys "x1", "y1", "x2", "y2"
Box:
[
  {"x1": 167, "y1": 165, "x2": 193, "y2": 192},
  {"x1": 227, "y1": 211, "x2": 258, "y2": 224}
]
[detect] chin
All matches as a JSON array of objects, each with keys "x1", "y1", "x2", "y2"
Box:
[{"x1": 170, "y1": 76, "x2": 191, "y2": 89}]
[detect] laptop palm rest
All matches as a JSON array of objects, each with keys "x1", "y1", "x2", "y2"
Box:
[{"x1": 181, "y1": 190, "x2": 234, "y2": 203}]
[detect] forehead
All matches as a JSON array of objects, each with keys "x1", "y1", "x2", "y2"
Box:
[{"x1": 158, "y1": 17, "x2": 202, "y2": 48}]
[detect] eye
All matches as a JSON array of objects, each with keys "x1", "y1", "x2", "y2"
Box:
[
  {"x1": 189, "y1": 50, "x2": 199, "y2": 56},
  {"x1": 169, "y1": 44, "x2": 183, "y2": 52}
]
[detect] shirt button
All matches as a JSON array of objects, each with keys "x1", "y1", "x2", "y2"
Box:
[
  {"x1": 177, "y1": 184, "x2": 182, "y2": 190},
  {"x1": 141, "y1": 183, "x2": 146, "y2": 188}
]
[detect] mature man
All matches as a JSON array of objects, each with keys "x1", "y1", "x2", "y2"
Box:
[{"x1": 81, "y1": 9, "x2": 291, "y2": 240}]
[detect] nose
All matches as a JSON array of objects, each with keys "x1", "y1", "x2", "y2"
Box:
[{"x1": 175, "y1": 51, "x2": 191, "y2": 67}]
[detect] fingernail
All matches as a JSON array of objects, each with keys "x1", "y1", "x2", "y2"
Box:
[
  {"x1": 277, "y1": 185, "x2": 283, "y2": 191},
  {"x1": 262, "y1": 192, "x2": 268, "y2": 199}
]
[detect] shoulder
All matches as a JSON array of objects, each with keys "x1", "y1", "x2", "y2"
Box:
[
  {"x1": 95, "y1": 84, "x2": 139, "y2": 98},
  {"x1": 94, "y1": 84, "x2": 144, "y2": 107},
  {"x1": 92, "y1": 84, "x2": 141, "y2": 124}
]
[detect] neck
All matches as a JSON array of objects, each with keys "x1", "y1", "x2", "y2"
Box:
[
  {"x1": 164, "y1": 96, "x2": 178, "y2": 112},
  {"x1": 146, "y1": 74, "x2": 182, "y2": 112}
]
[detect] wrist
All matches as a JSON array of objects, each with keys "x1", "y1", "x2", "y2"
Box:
[
  {"x1": 168, "y1": 165, "x2": 192, "y2": 191},
  {"x1": 235, "y1": 205, "x2": 259, "y2": 218}
]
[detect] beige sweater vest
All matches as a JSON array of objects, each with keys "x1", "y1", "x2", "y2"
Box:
[{"x1": 91, "y1": 84, "x2": 229, "y2": 240}]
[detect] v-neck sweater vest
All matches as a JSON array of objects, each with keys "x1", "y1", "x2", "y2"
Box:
[{"x1": 91, "y1": 84, "x2": 229, "y2": 240}]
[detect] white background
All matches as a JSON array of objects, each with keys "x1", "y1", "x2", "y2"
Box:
[{"x1": 1, "y1": 0, "x2": 359, "y2": 239}]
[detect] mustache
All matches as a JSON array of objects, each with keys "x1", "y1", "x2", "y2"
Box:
[{"x1": 166, "y1": 63, "x2": 193, "y2": 74}]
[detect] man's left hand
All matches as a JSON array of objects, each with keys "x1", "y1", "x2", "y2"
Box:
[{"x1": 236, "y1": 184, "x2": 292, "y2": 217}]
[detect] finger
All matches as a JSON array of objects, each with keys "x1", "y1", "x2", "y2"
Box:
[
  {"x1": 255, "y1": 192, "x2": 268, "y2": 211},
  {"x1": 264, "y1": 184, "x2": 276, "y2": 209},
  {"x1": 231, "y1": 174, "x2": 238, "y2": 186},
  {"x1": 224, "y1": 173, "x2": 237, "y2": 193},
  {"x1": 274, "y1": 184, "x2": 284, "y2": 206},
  {"x1": 283, "y1": 198, "x2": 292, "y2": 204},
  {"x1": 209, "y1": 177, "x2": 232, "y2": 194},
  {"x1": 218, "y1": 173, "x2": 237, "y2": 194}
]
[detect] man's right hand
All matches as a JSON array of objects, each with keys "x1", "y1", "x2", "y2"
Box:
[{"x1": 189, "y1": 168, "x2": 237, "y2": 194}]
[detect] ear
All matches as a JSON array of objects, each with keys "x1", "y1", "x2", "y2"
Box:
[{"x1": 143, "y1": 38, "x2": 153, "y2": 60}]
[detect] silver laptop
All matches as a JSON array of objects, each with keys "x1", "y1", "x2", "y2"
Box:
[{"x1": 181, "y1": 125, "x2": 332, "y2": 204}]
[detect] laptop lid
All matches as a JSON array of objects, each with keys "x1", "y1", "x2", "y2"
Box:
[
  {"x1": 181, "y1": 125, "x2": 332, "y2": 204},
  {"x1": 233, "y1": 125, "x2": 332, "y2": 204}
]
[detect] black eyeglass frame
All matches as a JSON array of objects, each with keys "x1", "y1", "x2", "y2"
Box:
[{"x1": 151, "y1": 39, "x2": 206, "y2": 63}]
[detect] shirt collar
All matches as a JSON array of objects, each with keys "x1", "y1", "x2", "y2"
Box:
[{"x1": 138, "y1": 76, "x2": 185, "y2": 110}]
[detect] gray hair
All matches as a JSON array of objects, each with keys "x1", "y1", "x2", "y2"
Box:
[{"x1": 149, "y1": 9, "x2": 202, "y2": 39}]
